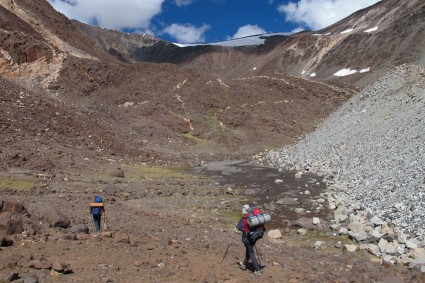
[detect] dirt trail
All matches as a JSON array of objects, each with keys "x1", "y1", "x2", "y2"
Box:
[{"x1": 1, "y1": 161, "x2": 424, "y2": 282}]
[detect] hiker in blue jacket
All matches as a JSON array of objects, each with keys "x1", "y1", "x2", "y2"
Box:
[
  {"x1": 236, "y1": 204, "x2": 263, "y2": 276},
  {"x1": 90, "y1": 196, "x2": 105, "y2": 232}
]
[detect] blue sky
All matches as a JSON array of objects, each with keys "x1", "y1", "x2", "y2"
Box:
[{"x1": 48, "y1": 0, "x2": 381, "y2": 44}]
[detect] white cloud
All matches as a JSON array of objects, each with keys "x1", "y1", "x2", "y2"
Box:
[
  {"x1": 163, "y1": 23, "x2": 210, "y2": 43},
  {"x1": 232, "y1": 24, "x2": 266, "y2": 39},
  {"x1": 291, "y1": 27, "x2": 305, "y2": 33},
  {"x1": 175, "y1": 0, "x2": 193, "y2": 6},
  {"x1": 48, "y1": 0, "x2": 164, "y2": 31},
  {"x1": 278, "y1": 0, "x2": 381, "y2": 30}
]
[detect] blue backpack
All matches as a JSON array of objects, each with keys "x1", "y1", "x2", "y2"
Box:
[{"x1": 92, "y1": 196, "x2": 102, "y2": 216}]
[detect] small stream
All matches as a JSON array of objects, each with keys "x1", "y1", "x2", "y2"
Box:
[{"x1": 193, "y1": 160, "x2": 332, "y2": 229}]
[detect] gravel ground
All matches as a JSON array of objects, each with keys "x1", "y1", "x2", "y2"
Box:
[{"x1": 263, "y1": 64, "x2": 425, "y2": 236}]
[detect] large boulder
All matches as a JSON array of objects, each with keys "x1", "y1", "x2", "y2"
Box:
[
  {"x1": 292, "y1": 217, "x2": 323, "y2": 230},
  {"x1": 70, "y1": 224, "x2": 89, "y2": 234},
  {"x1": 334, "y1": 205, "x2": 349, "y2": 223},
  {"x1": 267, "y1": 229, "x2": 282, "y2": 239},
  {"x1": 42, "y1": 210, "x2": 70, "y2": 228}
]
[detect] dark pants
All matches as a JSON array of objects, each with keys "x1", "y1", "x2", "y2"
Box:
[
  {"x1": 93, "y1": 214, "x2": 102, "y2": 232},
  {"x1": 244, "y1": 241, "x2": 260, "y2": 271}
]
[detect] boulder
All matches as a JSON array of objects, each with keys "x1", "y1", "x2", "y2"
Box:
[
  {"x1": 51, "y1": 260, "x2": 72, "y2": 274},
  {"x1": 295, "y1": 172, "x2": 303, "y2": 179},
  {"x1": 42, "y1": 210, "x2": 70, "y2": 228},
  {"x1": 406, "y1": 239, "x2": 419, "y2": 249},
  {"x1": 294, "y1": 208, "x2": 305, "y2": 214},
  {"x1": 349, "y1": 231, "x2": 368, "y2": 242},
  {"x1": 378, "y1": 238, "x2": 398, "y2": 254},
  {"x1": 313, "y1": 241, "x2": 327, "y2": 250},
  {"x1": 370, "y1": 215, "x2": 384, "y2": 226},
  {"x1": 410, "y1": 248, "x2": 425, "y2": 267},
  {"x1": 267, "y1": 229, "x2": 282, "y2": 239},
  {"x1": 292, "y1": 217, "x2": 318, "y2": 230},
  {"x1": 113, "y1": 231, "x2": 130, "y2": 243},
  {"x1": 345, "y1": 244, "x2": 357, "y2": 252},
  {"x1": 334, "y1": 205, "x2": 349, "y2": 223},
  {"x1": 70, "y1": 224, "x2": 89, "y2": 234},
  {"x1": 339, "y1": 227, "x2": 349, "y2": 235}
]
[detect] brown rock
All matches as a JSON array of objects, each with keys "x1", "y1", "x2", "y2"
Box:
[
  {"x1": 110, "y1": 168, "x2": 125, "y2": 178},
  {"x1": 52, "y1": 260, "x2": 65, "y2": 272},
  {"x1": 33, "y1": 260, "x2": 52, "y2": 270},
  {"x1": 113, "y1": 231, "x2": 130, "y2": 243}
]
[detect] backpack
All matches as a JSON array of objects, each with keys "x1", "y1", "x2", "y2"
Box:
[
  {"x1": 247, "y1": 225, "x2": 265, "y2": 242},
  {"x1": 244, "y1": 207, "x2": 269, "y2": 242},
  {"x1": 92, "y1": 196, "x2": 103, "y2": 216}
]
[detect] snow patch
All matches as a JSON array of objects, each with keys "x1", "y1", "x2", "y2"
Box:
[
  {"x1": 217, "y1": 79, "x2": 229, "y2": 88},
  {"x1": 364, "y1": 26, "x2": 378, "y2": 33},
  {"x1": 173, "y1": 32, "x2": 290, "y2": 47},
  {"x1": 301, "y1": 70, "x2": 306, "y2": 75},
  {"x1": 340, "y1": 29, "x2": 354, "y2": 34},
  {"x1": 334, "y1": 68, "x2": 358, "y2": 77},
  {"x1": 253, "y1": 67, "x2": 257, "y2": 71},
  {"x1": 360, "y1": 67, "x2": 370, "y2": 73},
  {"x1": 310, "y1": 73, "x2": 316, "y2": 77}
]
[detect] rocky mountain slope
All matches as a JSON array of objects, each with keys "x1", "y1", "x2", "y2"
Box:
[
  {"x1": 72, "y1": 0, "x2": 425, "y2": 86},
  {"x1": 0, "y1": 0, "x2": 358, "y2": 167},
  {"x1": 263, "y1": 64, "x2": 425, "y2": 269},
  {"x1": 1, "y1": 0, "x2": 425, "y2": 281},
  {"x1": 265, "y1": 64, "x2": 425, "y2": 231}
]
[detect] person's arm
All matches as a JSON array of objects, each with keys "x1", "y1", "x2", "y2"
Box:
[{"x1": 236, "y1": 218, "x2": 245, "y2": 232}]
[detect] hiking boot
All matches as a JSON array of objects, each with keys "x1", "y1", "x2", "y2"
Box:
[
  {"x1": 253, "y1": 270, "x2": 262, "y2": 276},
  {"x1": 238, "y1": 261, "x2": 247, "y2": 270}
]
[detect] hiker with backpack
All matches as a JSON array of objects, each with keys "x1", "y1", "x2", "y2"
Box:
[
  {"x1": 236, "y1": 204, "x2": 269, "y2": 276},
  {"x1": 90, "y1": 196, "x2": 105, "y2": 232}
]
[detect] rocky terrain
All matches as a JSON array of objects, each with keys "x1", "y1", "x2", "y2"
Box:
[
  {"x1": 1, "y1": 0, "x2": 425, "y2": 282},
  {"x1": 263, "y1": 64, "x2": 425, "y2": 273}
]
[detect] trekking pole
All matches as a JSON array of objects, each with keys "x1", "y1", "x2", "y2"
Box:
[
  {"x1": 88, "y1": 215, "x2": 92, "y2": 233},
  {"x1": 221, "y1": 231, "x2": 235, "y2": 265},
  {"x1": 103, "y1": 212, "x2": 107, "y2": 230}
]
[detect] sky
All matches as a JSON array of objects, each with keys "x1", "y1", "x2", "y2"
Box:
[{"x1": 47, "y1": 0, "x2": 381, "y2": 44}]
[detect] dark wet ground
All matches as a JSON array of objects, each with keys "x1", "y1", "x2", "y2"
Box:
[{"x1": 193, "y1": 160, "x2": 332, "y2": 229}]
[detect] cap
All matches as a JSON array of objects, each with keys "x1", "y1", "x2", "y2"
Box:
[{"x1": 242, "y1": 204, "x2": 250, "y2": 215}]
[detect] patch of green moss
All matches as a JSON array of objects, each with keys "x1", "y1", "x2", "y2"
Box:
[
  {"x1": 180, "y1": 132, "x2": 211, "y2": 150},
  {"x1": 205, "y1": 114, "x2": 222, "y2": 130},
  {"x1": 0, "y1": 175, "x2": 36, "y2": 190}
]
